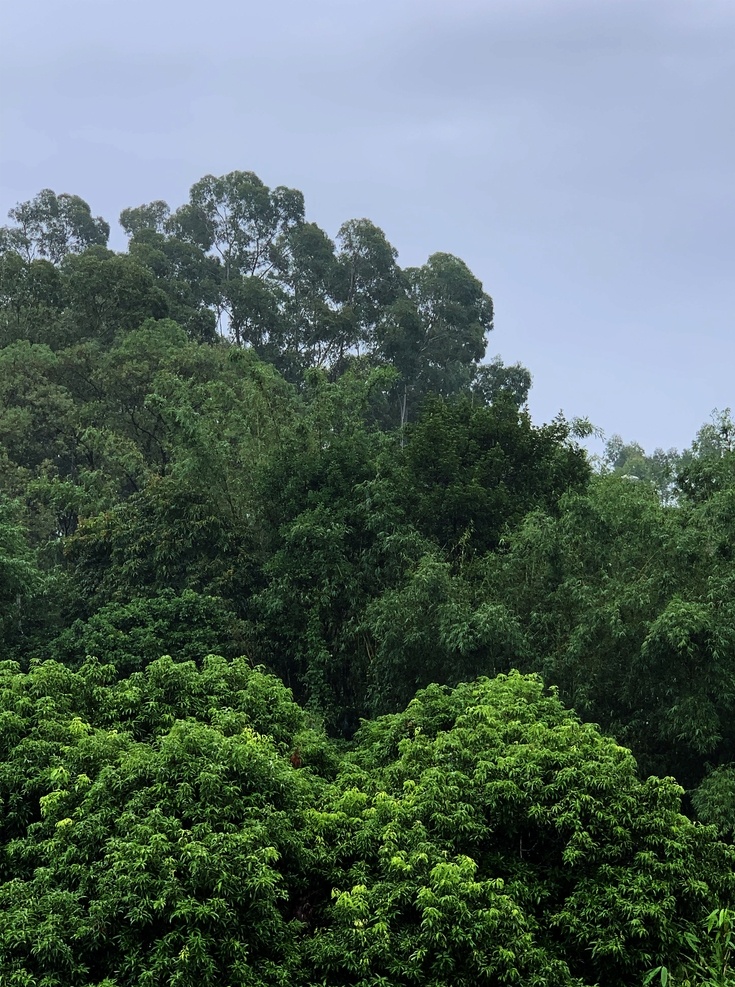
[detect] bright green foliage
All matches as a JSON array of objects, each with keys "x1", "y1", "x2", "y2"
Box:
[
  {"x1": 645, "y1": 907, "x2": 734, "y2": 987},
  {"x1": 0, "y1": 663, "x2": 731, "y2": 986},
  {"x1": 0, "y1": 656, "x2": 321, "y2": 985},
  {"x1": 337, "y1": 673, "x2": 734, "y2": 987},
  {"x1": 693, "y1": 768, "x2": 735, "y2": 842}
]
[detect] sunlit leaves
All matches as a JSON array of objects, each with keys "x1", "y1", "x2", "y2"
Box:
[{"x1": 0, "y1": 659, "x2": 732, "y2": 986}]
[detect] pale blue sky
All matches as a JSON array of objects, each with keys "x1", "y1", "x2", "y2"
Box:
[{"x1": 2, "y1": 0, "x2": 733, "y2": 454}]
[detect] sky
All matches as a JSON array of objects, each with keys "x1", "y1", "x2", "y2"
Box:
[{"x1": 1, "y1": 0, "x2": 733, "y2": 454}]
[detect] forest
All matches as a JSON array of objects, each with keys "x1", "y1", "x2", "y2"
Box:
[{"x1": 0, "y1": 174, "x2": 733, "y2": 986}]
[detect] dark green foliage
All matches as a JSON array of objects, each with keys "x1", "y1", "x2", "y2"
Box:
[
  {"x1": 127, "y1": 228, "x2": 221, "y2": 343},
  {"x1": 0, "y1": 341, "x2": 76, "y2": 472},
  {"x1": 2, "y1": 174, "x2": 735, "y2": 983},
  {"x1": 0, "y1": 252, "x2": 64, "y2": 346},
  {"x1": 480, "y1": 474, "x2": 735, "y2": 829},
  {"x1": 362, "y1": 553, "x2": 528, "y2": 714},
  {"x1": 471, "y1": 355, "x2": 533, "y2": 409},
  {"x1": 59, "y1": 248, "x2": 169, "y2": 344},
  {"x1": 63, "y1": 470, "x2": 259, "y2": 611},
  {"x1": 402, "y1": 396, "x2": 590, "y2": 556},
  {"x1": 677, "y1": 450, "x2": 735, "y2": 505},
  {"x1": 1, "y1": 189, "x2": 109, "y2": 263},
  {"x1": 44, "y1": 590, "x2": 248, "y2": 675},
  {"x1": 0, "y1": 497, "x2": 47, "y2": 647},
  {"x1": 248, "y1": 372, "x2": 426, "y2": 720},
  {"x1": 119, "y1": 199, "x2": 171, "y2": 237}
]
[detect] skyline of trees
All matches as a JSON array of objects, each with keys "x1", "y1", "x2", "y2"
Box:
[{"x1": 1, "y1": 174, "x2": 733, "y2": 984}]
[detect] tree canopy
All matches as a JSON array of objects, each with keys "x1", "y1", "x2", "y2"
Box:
[
  {"x1": 0, "y1": 661, "x2": 732, "y2": 986},
  {"x1": 0, "y1": 173, "x2": 733, "y2": 984}
]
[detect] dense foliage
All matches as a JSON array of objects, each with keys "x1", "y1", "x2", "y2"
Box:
[
  {"x1": 1, "y1": 661, "x2": 732, "y2": 986},
  {"x1": 1, "y1": 175, "x2": 734, "y2": 983}
]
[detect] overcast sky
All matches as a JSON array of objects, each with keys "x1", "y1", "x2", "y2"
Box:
[{"x1": 1, "y1": 0, "x2": 733, "y2": 453}]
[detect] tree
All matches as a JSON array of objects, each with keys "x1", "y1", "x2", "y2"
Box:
[
  {"x1": 401, "y1": 396, "x2": 590, "y2": 556},
  {"x1": 119, "y1": 200, "x2": 171, "y2": 238},
  {"x1": 270, "y1": 221, "x2": 345, "y2": 376},
  {"x1": 0, "y1": 661, "x2": 731, "y2": 986},
  {"x1": 0, "y1": 251, "x2": 63, "y2": 347},
  {"x1": 1, "y1": 189, "x2": 109, "y2": 263},
  {"x1": 377, "y1": 252, "x2": 493, "y2": 426},
  {"x1": 315, "y1": 673, "x2": 735, "y2": 987},
  {"x1": 334, "y1": 218, "x2": 404, "y2": 360},
  {"x1": 44, "y1": 589, "x2": 248, "y2": 676},
  {"x1": 169, "y1": 171, "x2": 304, "y2": 345},
  {"x1": 0, "y1": 497, "x2": 45, "y2": 646},
  {"x1": 645, "y1": 907, "x2": 734, "y2": 987},
  {"x1": 0, "y1": 655, "x2": 328, "y2": 986},
  {"x1": 601, "y1": 434, "x2": 680, "y2": 503},
  {"x1": 481, "y1": 472, "x2": 735, "y2": 825},
  {"x1": 127, "y1": 228, "x2": 221, "y2": 342},
  {"x1": 470, "y1": 355, "x2": 532, "y2": 410},
  {"x1": 689, "y1": 408, "x2": 734, "y2": 459},
  {"x1": 0, "y1": 340, "x2": 76, "y2": 474},
  {"x1": 59, "y1": 332, "x2": 299, "y2": 613},
  {"x1": 693, "y1": 767, "x2": 735, "y2": 842},
  {"x1": 362, "y1": 553, "x2": 527, "y2": 715},
  {"x1": 677, "y1": 410, "x2": 735, "y2": 505},
  {"x1": 248, "y1": 369, "x2": 423, "y2": 725},
  {"x1": 59, "y1": 248, "x2": 169, "y2": 344}
]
